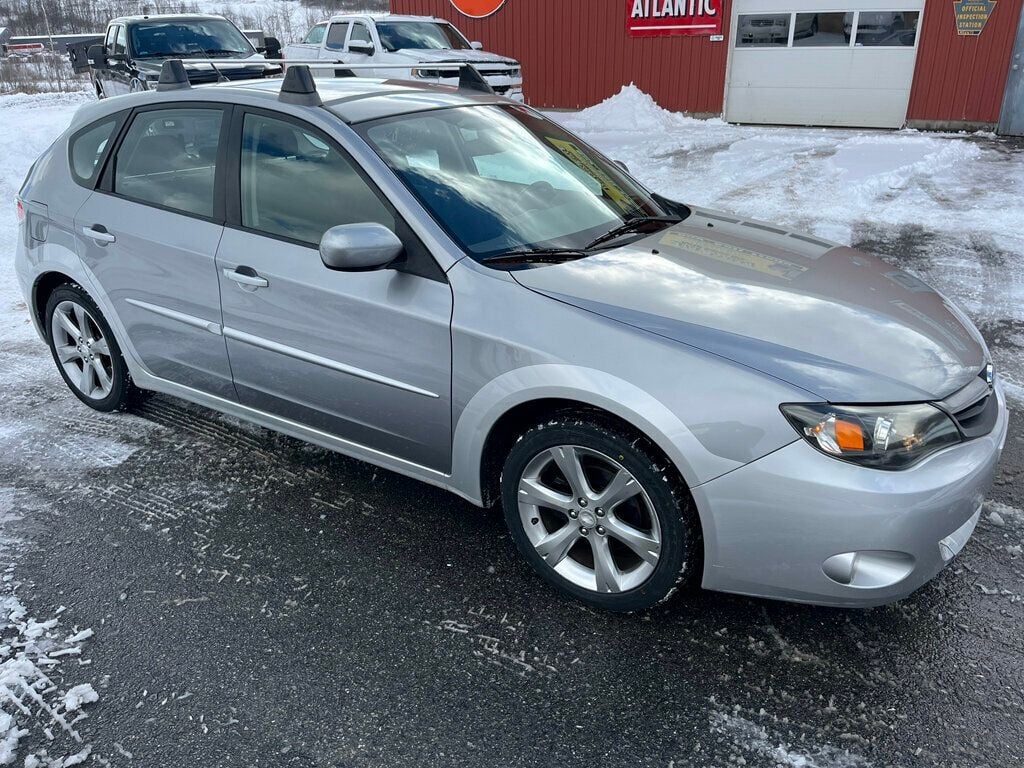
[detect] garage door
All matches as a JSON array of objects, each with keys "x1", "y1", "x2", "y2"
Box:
[{"x1": 725, "y1": 1, "x2": 925, "y2": 128}]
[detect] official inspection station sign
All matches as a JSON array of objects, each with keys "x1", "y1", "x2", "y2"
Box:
[
  {"x1": 953, "y1": 0, "x2": 997, "y2": 35},
  {"x1": 627, "y1": 0, "x2": 723, "y2": 37}
]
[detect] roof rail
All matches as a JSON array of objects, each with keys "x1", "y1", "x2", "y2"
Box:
[
  {"x1": 156, "y1": 59, "x2": 191, "y2": 91},
  {"x1": 278, "y1": 64, "x2": 322, "y2": 107}
]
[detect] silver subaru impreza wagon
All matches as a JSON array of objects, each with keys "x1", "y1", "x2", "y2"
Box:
[{"x1": 14, "y1": 64, "x2": 1007, "y2": 612}]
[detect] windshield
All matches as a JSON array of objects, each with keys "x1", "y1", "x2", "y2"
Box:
[
  {"x1": 359, "y1": 105, "x2": 670, "y2": 261},
  {"x1": 130, "y1": 19, "x2": 255, "y2": 58},
  {"x1": 376, "y1": 22, "x2": 471, "y2": 52}
]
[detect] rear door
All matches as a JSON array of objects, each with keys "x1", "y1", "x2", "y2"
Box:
[
  {"x1": 74, "y1": 103, "x2": 236, "y2": 399},
  {"x1": 215, "y1": 108, "x2": 453, "y2": 471}
]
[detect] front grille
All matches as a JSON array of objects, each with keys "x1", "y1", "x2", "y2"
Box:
[{"x1": 186, "y1": 68, "x2": 267, "y2": 84}]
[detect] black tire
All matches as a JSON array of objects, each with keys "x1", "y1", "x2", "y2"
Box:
[
  {"x1": 44, "y1": 284, "x2": 138, "y2": 412},
  {"x1": 500, "y1": 414, "x2": 700, "y2": 612}
]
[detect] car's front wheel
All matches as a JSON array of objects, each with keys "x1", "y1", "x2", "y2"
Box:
[
  {"x1": 45, "y1": 285, "x2": 137, "y2": 412},
  {"x1": 501, "y1": 415, "x2": 699, "y2": 612}
]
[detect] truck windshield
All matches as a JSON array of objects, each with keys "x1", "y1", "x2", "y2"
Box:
[
  {"x1": 130, "y1": 19, "x2": 255, "y2": 58},
  {"x1": 359, "y1": 105, "x2": 673, "y2": 262},
  {"x1": 376, "y1": 22, "x2": 471, "y2": 52}
]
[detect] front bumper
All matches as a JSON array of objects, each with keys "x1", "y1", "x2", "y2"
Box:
[
  {"x1": 693, "y1": 382, "x2": 1008, "y2": 607},
  {"x1": 429, "y1": 74, "x2": 523, "y2": 102}
]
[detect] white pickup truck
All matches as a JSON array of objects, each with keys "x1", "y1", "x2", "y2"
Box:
[{"x1": 283, "y1": 14, "x2": 523, "y2": 102}]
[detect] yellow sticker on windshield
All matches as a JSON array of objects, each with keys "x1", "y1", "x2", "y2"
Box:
[
  {"x1": 659, "y1": 231, "x2": 808, "y2": 281},
  {"x1": 545, "y1": 138, "x2": 637, "y2": 214}
]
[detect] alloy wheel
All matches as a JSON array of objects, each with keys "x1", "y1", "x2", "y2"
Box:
[
  {"x1": 517, "y1": 445, "x2": 662, "y2": 593},
  {"x1": 50, "y1": 300, "x2": 114, "y2": 400}
]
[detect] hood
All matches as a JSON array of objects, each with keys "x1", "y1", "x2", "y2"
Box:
[
  {"x1": 512, "y1": 209, "x2": 987, "y2": 402},
  {"x1": 393, "y1": 48, "x2": 516, "y2": 65},
  {"x1": 135, "y1": 53, "x2": 271, "y2": 78}
]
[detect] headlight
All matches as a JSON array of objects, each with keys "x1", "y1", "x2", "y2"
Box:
[{"x1": 780, "y1": 403, "x2": 961, "y2": 469}]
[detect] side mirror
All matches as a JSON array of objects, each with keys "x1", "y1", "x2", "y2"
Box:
[
  {"x1": 348, "y1": 41, "x2": 375, "y2": 55},
  {"x1": 263, "y1": 36, "x2": 282, "y2": 59},
  {"x1": 613, "y1": 159, "x2": 630, "y2": 173},
  {"x1": 470, "y1": 41, "x2": 484, "y2": 50},
  {"x1": 88, "y1": 44, "x2": 108, "y2": 68},
  {"x1": 320, "y1": 223, "x2": 403, "y2": 271}
]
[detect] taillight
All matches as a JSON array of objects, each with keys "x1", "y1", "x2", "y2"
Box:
[{"x1": 15, "y1": 198, "x2": 25, "y2": 222}]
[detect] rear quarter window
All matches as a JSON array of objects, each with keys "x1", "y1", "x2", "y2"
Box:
[{"x1": 69, "y1": 116, "x2": 122, "y2": 188}]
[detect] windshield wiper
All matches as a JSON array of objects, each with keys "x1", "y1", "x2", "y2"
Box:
[
  {"x1": 478, "y1": 247, "x2": 589, "y2": 266},
  {"x1": 203, "y1": 49, "x2": 252, "y2": 57},
  {"x1": 585, "y1": 215, "x2": 682, "y2": 251}
]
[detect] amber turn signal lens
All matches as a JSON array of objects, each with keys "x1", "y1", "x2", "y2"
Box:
[{"x1": 834, "y1": 419, "x2": 865, "y2": 451}]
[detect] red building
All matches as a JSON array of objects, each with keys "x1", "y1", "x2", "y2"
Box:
[{"x1": 392, "y1": 0, "x2": 1024, "y2": 135}]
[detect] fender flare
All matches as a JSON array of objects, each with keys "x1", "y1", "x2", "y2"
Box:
[{"x1": 449, "y1": 364, "x2": 730, "y2": 504}]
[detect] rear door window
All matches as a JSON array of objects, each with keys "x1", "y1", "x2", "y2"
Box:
[
  {"x1": 113, "y1": 107, "x2": 225, "y2": 218},
  {"x1": 326, "y1": 22, "x2": 349, "y2": 51}
]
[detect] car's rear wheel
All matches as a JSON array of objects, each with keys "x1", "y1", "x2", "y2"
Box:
[
  {"x1": 45, "y1": 285, "x2": 137, "y2": 412},
  {"x1": 500, "y1": 416, "x2": 699, "y2": 612}
]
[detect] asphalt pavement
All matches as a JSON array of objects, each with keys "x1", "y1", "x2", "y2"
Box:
[{"x1": 1, "y1": 312, "x2": 1021, "y2": 768}]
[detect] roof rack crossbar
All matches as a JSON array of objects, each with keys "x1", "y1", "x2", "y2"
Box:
[{"x1": 167, "y1": 59, "x2": 499, "y2": 96}]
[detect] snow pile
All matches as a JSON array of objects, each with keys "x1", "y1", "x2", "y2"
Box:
[{"x1": 559, "y1": 83, "x2": 711, "y2": 135}]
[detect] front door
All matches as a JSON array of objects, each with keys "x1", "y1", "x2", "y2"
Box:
[
  {"x1": 343, "y1": 21, "x2": 377, "y2": 75},
  {"x1": 215, "y1": 110, "x2": 453, "y2": 471},
  {"x1": 75, "y1": 104, "x2": 235, "y2": 399},
  {"x1": 999, "y1": 8, "x2": 1024, "y2": 136}
]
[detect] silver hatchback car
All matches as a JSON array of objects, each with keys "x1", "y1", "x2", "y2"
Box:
[{"x1": 15, "y1": 65, "x2": 1007, "y2": 612}]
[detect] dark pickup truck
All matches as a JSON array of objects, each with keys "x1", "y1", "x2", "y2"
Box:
[{"x1": 68, "y1": 13, "x2": 281, "y2": 99}]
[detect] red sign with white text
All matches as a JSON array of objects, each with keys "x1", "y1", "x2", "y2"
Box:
[{"x1": 627, "y1": 0, "x2": 723, "y2": 37}]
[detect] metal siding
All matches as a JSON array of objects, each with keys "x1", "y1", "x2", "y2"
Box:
[
  {"x1": 391, "y1": 0, "x2": 730, "y2": 113},
  {"x1": 908, "y1": 0, "x2": 1024, "y2": 123}
]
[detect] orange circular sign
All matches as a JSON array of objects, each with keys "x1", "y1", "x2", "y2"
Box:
[{"x1": 450, "y1": 0, "x2": 506, "y2": 18}]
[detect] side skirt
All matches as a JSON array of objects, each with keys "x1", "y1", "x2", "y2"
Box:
[{"x1": 130, "y1": 368, "x2": 481, "y2": 506}]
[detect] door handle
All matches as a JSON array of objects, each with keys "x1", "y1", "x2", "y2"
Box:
[
  {"x1": 223, "y1": 266, "x2": 269, "y2": 289},
  {"x1": 82, "y1": 224, "x2": 116, "y2": 244}
]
